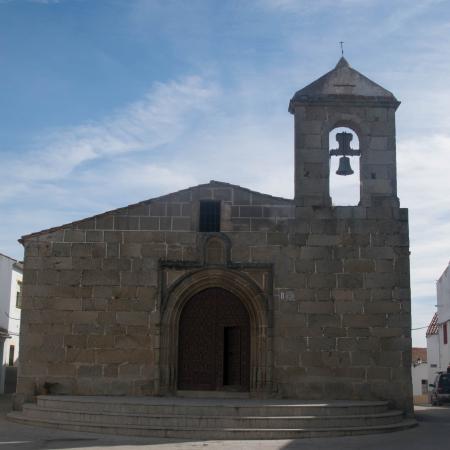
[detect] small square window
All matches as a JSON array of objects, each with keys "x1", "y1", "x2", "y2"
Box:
[{"x1": 199, "y1": 200, "x2": 220, "y2": 232}]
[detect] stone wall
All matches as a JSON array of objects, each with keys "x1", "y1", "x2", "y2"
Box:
[
  {"x1": 275, "y1": 205, "x2": 411, "y2": 413},
  {"x1": 16, "y1": 181, "x2": 412, "y2": 414}
]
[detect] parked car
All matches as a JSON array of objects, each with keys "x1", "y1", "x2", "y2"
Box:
[{"x1": 429, "y1": 372, "x2": 450, "y2": 405}]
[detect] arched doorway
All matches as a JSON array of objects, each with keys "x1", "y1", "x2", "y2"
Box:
[{"x1": 177, "y1": 287, "x2": 250, "y2": 391}]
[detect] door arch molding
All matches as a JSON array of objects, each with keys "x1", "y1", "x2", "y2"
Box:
[{"x1": 158, "y1": 268, "x2": 272, "y2": 395}]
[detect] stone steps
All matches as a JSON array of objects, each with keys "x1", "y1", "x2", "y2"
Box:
[
  {"x1": 33, "y1": 395, "x2": 391, "y2": 416},
  {"x1": 18, "y1": 404, "x2": 405, "y2": 429},
  {"x1": 7, "y1": 395, "x2": 417, "y2": 439}
]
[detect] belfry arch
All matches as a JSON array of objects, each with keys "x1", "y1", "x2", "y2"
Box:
[
  {"x1": 328, "y1": 125, "x2": 361, "y2": 206},
  {"x1": 158, "y1": 268, "x2": 272, "y2": 396}
]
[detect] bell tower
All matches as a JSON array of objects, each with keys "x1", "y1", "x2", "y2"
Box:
[{"x1": 289, "y1": 57, "x2": 400, "y2": 207}]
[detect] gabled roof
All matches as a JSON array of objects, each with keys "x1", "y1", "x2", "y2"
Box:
[
  {"x1": 20, "y1": 180, "x2": 292, "y2": 242},
  {"x1": 426, "y1": 313, "x2": 439, "y2": 337},
  {"x1": 289, "y1": 57, "x2": 400, "y2": 112}
]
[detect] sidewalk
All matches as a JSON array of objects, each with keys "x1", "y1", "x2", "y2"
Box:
[{"x1": 0, "y1": 395, "x2": 448, "y2": 450}]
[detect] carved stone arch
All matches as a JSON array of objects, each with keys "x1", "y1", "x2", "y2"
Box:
[
  {"x1": 324, "y1": 114, "x2": 370, "y2": 136},
  {"x1": 322, "y1": 114, "x2": 370, "y2": 157},
  {"x1": 158, "y1": 267, "x2": 272, "y2": 396}
]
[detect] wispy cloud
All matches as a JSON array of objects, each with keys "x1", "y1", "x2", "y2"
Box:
[
  {"x1": 0, "y1": 76, "x2": 218, "y2": 200},
  {"x1": 0, "y1": 0, "x2": 64, "y2": 4},
  {"x1": 377, "y1": 0, "x2": 445, "y2": 35},
  {"x1": 28, "y1": 0, "x2": 62, "y2": 4}
]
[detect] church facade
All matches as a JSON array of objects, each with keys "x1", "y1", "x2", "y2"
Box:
[{"x1": 16, "y1": 58, "x2": 413, "y2": 414}]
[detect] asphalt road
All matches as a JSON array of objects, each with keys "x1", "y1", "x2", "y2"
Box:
[{"x1": 0, "y1": 395, "x2": 449, "y2": 450}]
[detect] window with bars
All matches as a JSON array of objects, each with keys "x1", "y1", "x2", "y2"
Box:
[{"x1": 199, "y1": 200, "x2": 220, "y2": 232}]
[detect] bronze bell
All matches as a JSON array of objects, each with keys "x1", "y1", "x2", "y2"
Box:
[{"x1": 336, "y1": 156, "x2": 354, "y2": 176}]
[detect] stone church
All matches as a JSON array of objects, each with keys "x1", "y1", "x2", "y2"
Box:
[{"x1": 15, "y1": 58, "x2": 413, "y2": 416}]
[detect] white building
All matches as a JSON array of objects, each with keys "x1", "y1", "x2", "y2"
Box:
[
  {"x1": 426, "y1": 262, "x2": 450, "y2": 384},
  {"x1": 411, "y1": 347, "x2": 428, "y2": 404},
  {"x1": 0, "y1": 253, "x2": 22, "y2": 394}
]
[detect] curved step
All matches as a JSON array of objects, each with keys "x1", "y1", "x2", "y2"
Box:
[
  {"x1": 20, "y1": 404, "x2": 404, "y2": 429},
  {"x1": 35, "y1": 395, "x2": 390, "y2": 417},
  {"x1": 7, "y1": 411, "x2": 418, "y2": 439}
]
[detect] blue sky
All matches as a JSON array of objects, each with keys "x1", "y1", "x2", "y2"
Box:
[{"x1": 1, "y1": 0, "x2": 450, "y2": 346}]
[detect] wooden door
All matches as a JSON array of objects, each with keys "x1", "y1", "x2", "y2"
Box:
[{"x1": 178, "y1": 288, "x2": 250, "y2": 391}]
